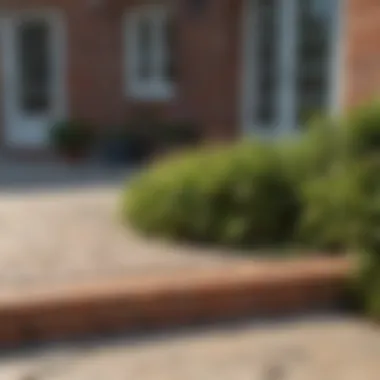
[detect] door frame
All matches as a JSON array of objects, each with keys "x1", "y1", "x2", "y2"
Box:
[
  {"x1": 240, "y1": 0, "x2": 345, "y2": 137},
  {"x1": 0, "y1": 8, "x2": 67, "y2": 148}
]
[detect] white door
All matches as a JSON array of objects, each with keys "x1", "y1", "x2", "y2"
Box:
[
  {"x1": 242, "y1": 0, "x2": 341, "y2": 136},
  {"x1": 1, "y1": 11, "x2": 66, "y2": 147}
]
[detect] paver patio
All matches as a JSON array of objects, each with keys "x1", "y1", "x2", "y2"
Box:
[
  {"x1": 0, "y1": 316, "x2": 379, "y2": 380},
  {"x1": 0, "y1": 164, "x2": 369, "y2": 379},
  {"x1": 0, "y1": 163, "x2": 253, "y2": 291}
]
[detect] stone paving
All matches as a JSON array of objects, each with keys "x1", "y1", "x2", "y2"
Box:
[
  {"x1": 0, "y1": 316, "x2": 379, "y2": 380},
  {"x1": 0, "y1": 165, "x2": 376, "y2": 379},
  {"x1": 0, "y1": 164, "x2": 248, "y2": 291}
]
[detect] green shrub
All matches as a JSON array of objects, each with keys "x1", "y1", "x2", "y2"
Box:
[
  {"x1": 279, "y1": 115, "x2": 344, "y2": 186},
  {"x1": 50, "y1": 120, "x2": 94, "y2": 155},
  {"x1": 298, "y1": 166, "x2": 366, "y2": 252},
  {"x1": 345, "y1": 100, "x2": 380, "y2": 161},
  {"x1": 299, "y1": 155, "x2": 380, "y2": 247},
  {"x1": 282, "y1": 101, "x2": 380, "y2": 187},
  {"x1": 123, "y1": 99, "x2": 380, "y2": 319},
  {"x1": 123, "y1": 142, "x2": 301, "y2": 248},
  {"x1": 354, "y1": 161, "x2": 380, "y2": 320},
  {"x1": 298, "y1": 157, "x2": 380, "y2": 318},
  {"x1": 355, "y1": 250, "x2": 380, "y2": 320}
]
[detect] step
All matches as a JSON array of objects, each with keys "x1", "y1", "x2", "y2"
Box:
[{"x1": 0, "y1": 257, "x2": 351, "y2": 348}]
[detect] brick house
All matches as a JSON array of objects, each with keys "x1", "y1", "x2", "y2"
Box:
[{"x1": 0, "y1": 0, "x2": 377, "y2": 153}]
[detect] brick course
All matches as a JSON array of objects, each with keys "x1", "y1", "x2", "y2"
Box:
[
  {"x1": 345, "y1": 0, "x2": 380, "y2": 107},
  {"x1": 0, "y1": 256, "x2": 350, "y2": 348}
]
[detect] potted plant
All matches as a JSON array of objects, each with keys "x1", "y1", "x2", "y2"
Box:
[{"x1": 49, "y1": 120, "x2": 95, "y2": 163}]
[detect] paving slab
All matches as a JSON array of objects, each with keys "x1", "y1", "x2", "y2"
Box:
[
  {"x1": 0, "y1": 165, "x2": 250, "y2": 292},
  {"x1": 0, "y1": 316, "x2": 378, "y2": 380}
]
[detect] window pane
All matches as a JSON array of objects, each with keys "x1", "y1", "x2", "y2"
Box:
[
  {"x1": 137, "y1": 16, "x2": 153, "y2": 80},
  {"x1": 295, "y1": 0, "x2": 335, "y2": 125},
  {"x1": 254, "y1": 0, "x2": 279, "y2": 128},
  {"x1": 17, "y1": 20, "x2": 50, "y2": 113}
]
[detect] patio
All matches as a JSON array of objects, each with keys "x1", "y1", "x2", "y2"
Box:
[
  {"x1": 0, "y1": 163, "x2": 350, "y2": 349},
  {"x1": 0, "y1": 162, "x2": 253, "y2": 291},
  {"x1": 0, "y1": 316, "x2": 379, "y2": 380}
]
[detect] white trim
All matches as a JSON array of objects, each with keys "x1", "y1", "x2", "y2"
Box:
[
  {"x1": 240, "y1": 0, "x2": 255, "y2": 136},
  {"x1": 240, "y1": 0, "x2": 344, "y2": 137},
  {"x1": 279, "y1": 0, "x2": 297, "y2": 135},
  {"x1": 0, "y1": 8, "x2": 67, "y2": 147},
  {"x1": 123, "y1": 4, "x2": 175, "y2": 101},
  {"x1": 329, "y1": 0, "x2": 345, "y2": 116}
]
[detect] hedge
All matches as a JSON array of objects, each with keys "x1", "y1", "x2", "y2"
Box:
[
  {"x1": 123, "y1": 99, "x2": 380, "y2": 319},
  {"x1": 123, "y1": 142, "x2": 302, "y2": 248}
]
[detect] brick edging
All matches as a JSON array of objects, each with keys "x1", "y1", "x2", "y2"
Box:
[{"x1": 0, "y1": 257, "x2": 351, "y2": 348}]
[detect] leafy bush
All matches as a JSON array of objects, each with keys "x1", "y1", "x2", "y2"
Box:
[
  {"x1": 298, "y1": 165, "x2": 369, "y2": 252},
  {"x1": 354, "y1": 160, "x2": 380, "y2": 319},
  {"x1": 282, "y1": 105, "x2": 380, "y2": 250},
  {"x1": 279, "y1": 115, "x2": 343, "y2": 185},
  {"x1": 354, "y1": 250, "x2": 380, "y2": 319},
  {"x1": 123, "y1": 98, "x2": 380, "y2": 319},
  {"x1": 50, "y1": 120, "x2": 94, "y2": 155},
  {"x1": 345, "y1": 100, "x2": 380, "y2": 161},
  {"x1": 298, "y1": 156, "x2": 380, "y2": 317},
  {"x1": 294, "y1": 110, "x2": 380, "y2": 316},
  {"x1": 282, "y1": 100, "x2": 380, "y2": 186},
  {"x1": 123, "y1": 142, "x2": 301, "y2": 248}
]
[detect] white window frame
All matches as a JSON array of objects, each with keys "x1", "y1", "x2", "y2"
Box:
[
  {"x1": 241, "y1": 0, "x2": 343, "y2": 138},
  {"x1": 0, "y1": 8, "x2": 67, "y2": 147},
  {"x1": 124, "y1": 5, "x2": 175, "y2": 101}
]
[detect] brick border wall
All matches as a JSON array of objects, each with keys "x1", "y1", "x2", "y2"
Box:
[{"x1": 0, "y1": 257, "x2": 351, "y2": 348}]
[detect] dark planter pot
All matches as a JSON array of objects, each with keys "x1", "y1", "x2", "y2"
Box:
[
  {"x1": 102, "y1": 137, "x2": 153, "y2": 166},
  {"x1": 59, "y1": 149, "x2": 87, "y2": 165},
  {"x1": 102, "y1": 140, "x2": 130, "y2": 165}
]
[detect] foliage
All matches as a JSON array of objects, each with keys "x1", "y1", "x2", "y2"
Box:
[
  {"x1": 345, "y1": 100, "x2": 380, "y2": 161},
  {"x1": 279, "y1": 115, "x2": 343, "y2": 185},
  {"x1": 298, "y1": 162, "x2": 378, "y2": 253},
  {"x1": 355, "y1": 250, "x2": 380, "y2": 320},
  {"x1": 123, "y1": 142, "x2": 301, "y2": 248},
  {"x1": 49, "y1": 120, "x2": 94, "y2": 155},
  {"x1": 123, "y1": 98, "x2": 380, "y2": 318}
]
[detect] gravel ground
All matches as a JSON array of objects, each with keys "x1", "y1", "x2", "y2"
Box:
[
  {"x1": 0, "y1": 316, "x2": 379, "y2": 379},
  {"x1": 0, "y1": 164, "x2": 247, "y2": 291}
]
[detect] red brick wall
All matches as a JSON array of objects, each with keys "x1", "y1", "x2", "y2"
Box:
[
  {"x1": 0, "y1": 0, "x2": 243, "y2": 144},
  {"x1": 345, "y1": 0, "x2": 380, "y2": 107},
  {"x1": 177, "y1": 0, "x2": 242, "y2": 141},
  {"x1": 3, "y1": 0, "x2": 379, "y2": 146}
]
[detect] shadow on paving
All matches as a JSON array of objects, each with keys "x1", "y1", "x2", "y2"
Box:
[
  {"x1": 0, "y1": 311, "x2": 356, "y2": 360},
  {"x1": 0, "y1": 163, "x2": 136, "y2": 194}
]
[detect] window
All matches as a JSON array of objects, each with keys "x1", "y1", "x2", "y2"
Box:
[
  {"x1": 245, "y1": 0, "x2": 339, "y2": 134},
  {"x1": 125, "y1": 6, "x2": 176, "y2": 100},
  {"x1": 17, "y1": 20, "x2": 51, "y2": 113},
  {"x1": 254, "y1": 0, "x2": 279, "y2": 127},
  {"x1": 295, "y1": 0, "x2": 335, "y2": 125}
]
